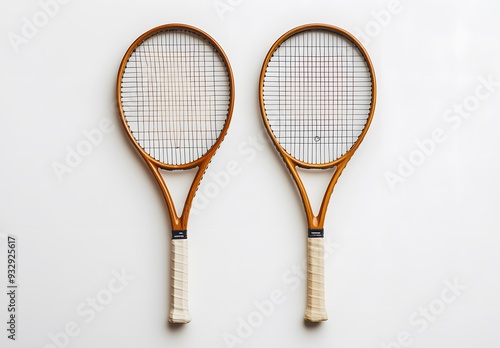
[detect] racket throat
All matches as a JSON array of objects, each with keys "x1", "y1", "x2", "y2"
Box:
[
  {"x1": 292, "y1": 166, "x2": 339, "y2": 226},
  {"x1": 153, "y1": 166, "x2": 201, "y2": 230}
]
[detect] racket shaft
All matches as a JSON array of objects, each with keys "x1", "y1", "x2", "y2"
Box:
[
  {"x1": 305, "y1": 237, "x2": 328, "y2": 321},
  {"x1": 169, "y1": 238, "x2": 191, "y2": 323}
]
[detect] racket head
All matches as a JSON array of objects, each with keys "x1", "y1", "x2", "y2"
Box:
[
  {"x1": 117, "y1": 23, "x2": 235, "y2": 170},
  {"x1": 259, "y1": 24, "x2": 376, "y2": 169}
]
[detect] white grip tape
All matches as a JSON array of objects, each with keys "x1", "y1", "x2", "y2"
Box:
[
  {"x1": 169, "y1": 238, "x2": 191, "y2": 323},
  {"x1": 304, "y1": 237, "x2": 328, "y2": 322}
]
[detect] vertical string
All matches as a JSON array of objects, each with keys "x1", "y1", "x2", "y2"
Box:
[
  {"x1": 159, "y1": 32, "x2": 165, "y2": 163},
  {"x1": 166, "y1": 31, "x2": 172, "y2": 165},
  {"x1": 212, "y1": 40, "x2": 217, "y2": 151},
  {"x1": 334, "y1": 34, "x2": 338, "y2": 160},
  {"x1": 146, "y1": 38, "x2": 152, "y2": 159},
  {"x1": 153, "y1": 33, "x2": 158, "y2": 161},
  {"x1": 350, "y1": 39, "x2": 354, "y2": 148}
]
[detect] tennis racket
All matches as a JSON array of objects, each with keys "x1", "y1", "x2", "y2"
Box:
[
  {"x1": 259, "y1": 24, "x2": 376, "y2": 322},
  {"x1": 117, "y1": 24, "x2": 234, "y2": 323}
]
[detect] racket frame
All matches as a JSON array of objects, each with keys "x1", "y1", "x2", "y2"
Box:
[
  {"x1": 258, "y1": 23, "x2": 376, "y2": 321},
  {"x1": 117, "y1": 23, "x2": 234, "y2": 230},
  {"x1": 116, "y1": 23, "x2": 235, "y2": 323}
]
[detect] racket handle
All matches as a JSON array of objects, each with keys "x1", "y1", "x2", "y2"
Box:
[
  {"x1": 169, "y1": 237, "x2": 191, "y2": 323},
  {"x1": 305, "y1": 236, "x2": 328, "y2": 322}
]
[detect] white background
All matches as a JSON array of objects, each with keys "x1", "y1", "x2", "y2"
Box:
[{"x1": 1, "y1": 0, "x2": 499, "y2": 347}]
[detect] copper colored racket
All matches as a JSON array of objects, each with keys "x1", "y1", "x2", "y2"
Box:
[
  {"x1": 117, "y1": 24, "x2": 234, "y2": 323},
  {"x1": 259, "y1": 24, "x2": 376, "y2": 322}
]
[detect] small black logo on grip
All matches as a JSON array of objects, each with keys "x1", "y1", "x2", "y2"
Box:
[
  {"x1": 308, "y1": 228, "x2": 324, "y2": 238},
  {"x1": 172, "y1": 230, "x2": 187, "y2": 239}
]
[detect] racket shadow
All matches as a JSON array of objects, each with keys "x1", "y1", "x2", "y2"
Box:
[{"x1": 303, "y1": 320, "x2": 323, "y2": 329}]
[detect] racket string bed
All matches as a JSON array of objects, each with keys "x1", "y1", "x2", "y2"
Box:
[
  {"x1": 121, "y1": 29, "x2": 231, "y2": 166},
  {"x1": 263, "y1": 30, "x2": 373, "y2": 165}
]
